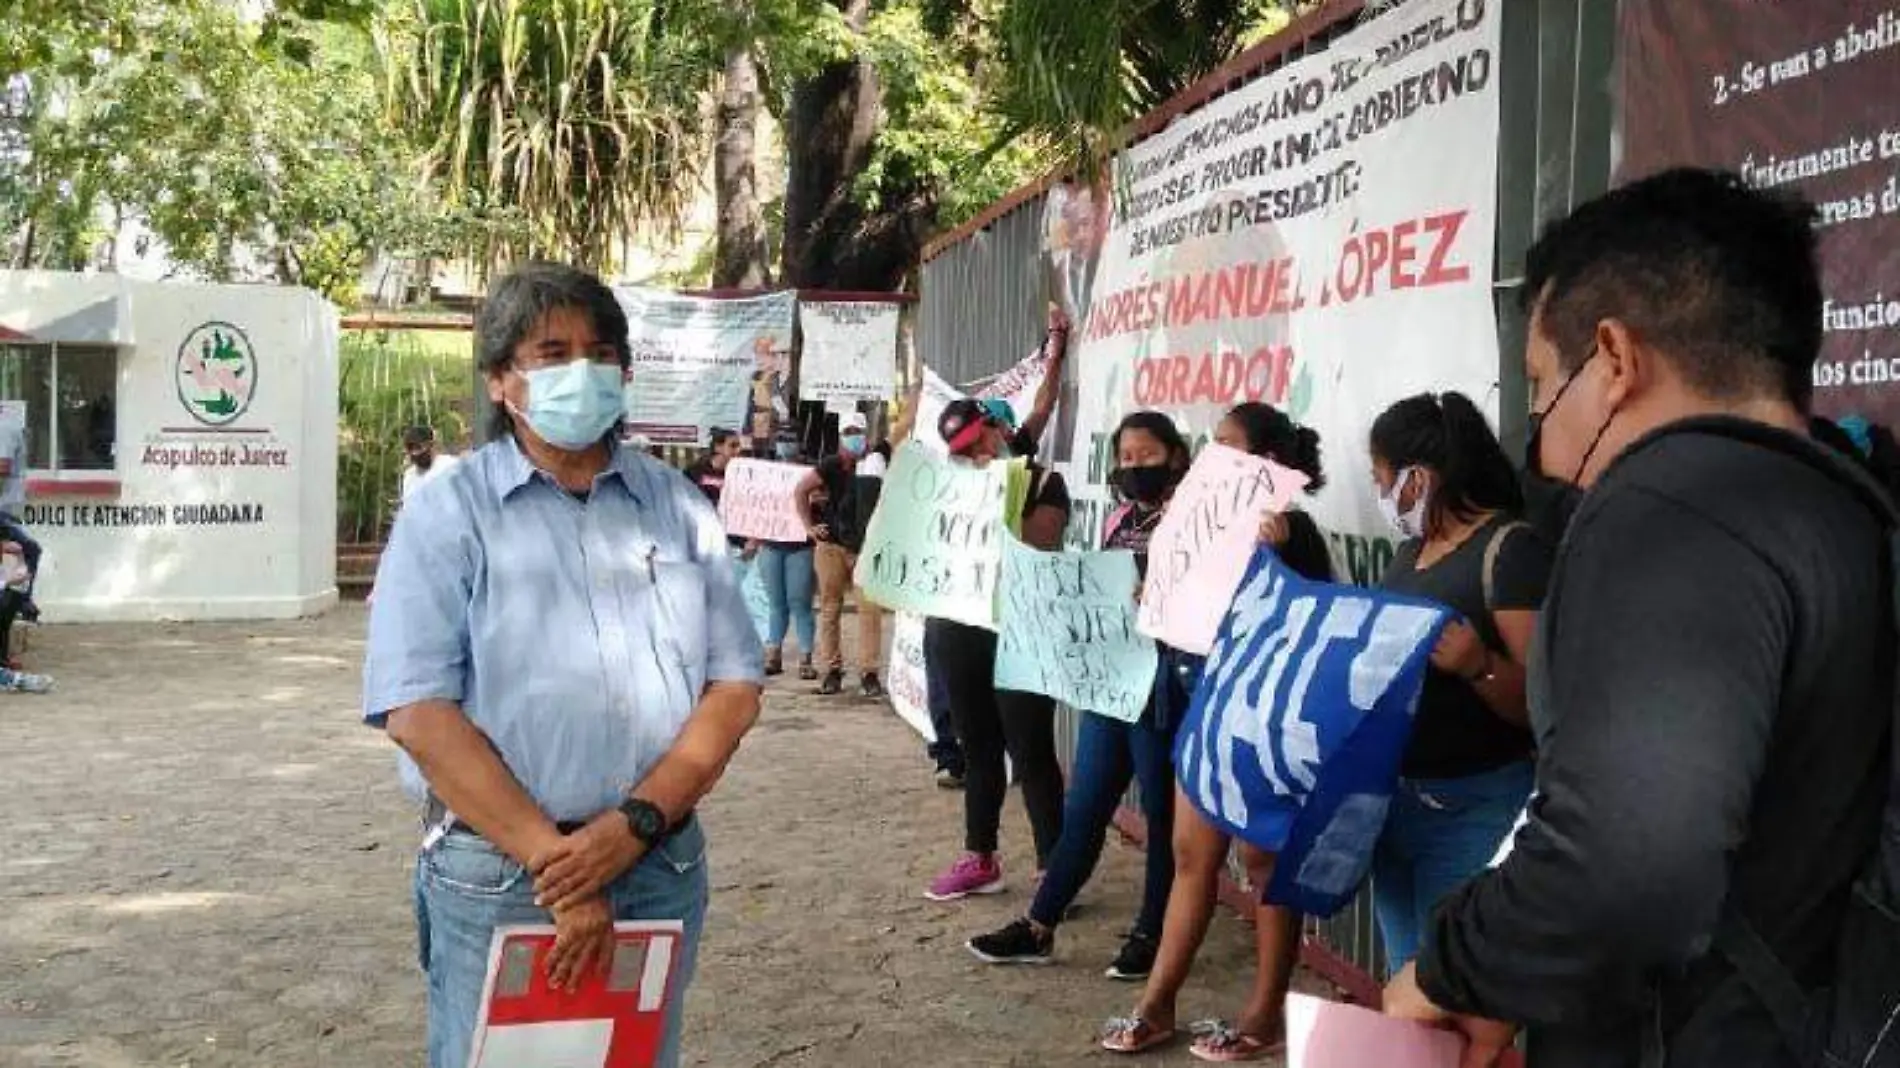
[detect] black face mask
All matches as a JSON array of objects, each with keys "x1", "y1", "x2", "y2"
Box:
[
  {"x1": 1113, "y1": 464, "x2": 1177, "y2": 505},
  {"x1": 1521, "y1": 348, "x2": 1610, "y2": 544}
]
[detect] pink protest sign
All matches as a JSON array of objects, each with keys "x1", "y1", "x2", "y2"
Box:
[
  {"x1": 1285, "y1": 993, "x2": 1463, "y2": 1068},
  {"x1": 717, "y1": 458, "x2": 812, "y2": 543},
  {"x1": 1137, "y1": 442, "x2": 1306, "y2": 655},
  {"x1": 467, "y1": 922, "x2": 684, "y2": 1068}
]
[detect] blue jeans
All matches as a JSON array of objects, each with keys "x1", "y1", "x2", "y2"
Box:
[
  {"x1": 1371, "y1": 760, "x2": 1533, "y2": 975},
  {"x1": 756, "y1": 545, "x2": 816, "y2": 656},
  {"x1": 925, "y1": 639, "x2": 963, "y2": 773},
  {"x1": 413, "y1": 818, "x2": 710, "y2": 1068},
  {"x1": 1029, "y1": 710, "x2": 1177, "y2": 937}
]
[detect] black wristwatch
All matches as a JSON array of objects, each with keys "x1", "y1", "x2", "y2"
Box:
[{"x1": 617, "y1": 797, "x2": 669, "y2": 848}]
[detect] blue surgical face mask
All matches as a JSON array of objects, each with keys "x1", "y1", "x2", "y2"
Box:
[
  {"x1": 513, "y1": 359, "x2": 625, "y2": 451},
  {"x1": 840, "y1": 433, "x2": 867, "y2": 457},
  {"x1": 774, "y1": 441, "x2": 798, "y2": 461}
]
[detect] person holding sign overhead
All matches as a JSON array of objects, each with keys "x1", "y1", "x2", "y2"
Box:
[
  {"x1": 362, "y1": 263, "x2": 765, "y2": 1068},
  {"x1": 1101, "y1": 403, "x2": 1334, "y2": 1060},
  {"x1": 923, "y1": 398, "x2": 1073, "y2": 903},
  {"x1": 1364, "y1": 392, "x2": 1551, "y2": 977}
]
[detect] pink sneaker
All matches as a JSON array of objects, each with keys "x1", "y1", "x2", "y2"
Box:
[{"x1": 925, "y1": 852, "x2": 1005, "y2": 902}]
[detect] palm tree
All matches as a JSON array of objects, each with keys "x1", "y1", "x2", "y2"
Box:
[
  {"x1": 376, "y1": 0, "x2": 722, "y2": 271},
  {"x1": 986, "y1": 0, "x2": 1321, "y2": 173}
]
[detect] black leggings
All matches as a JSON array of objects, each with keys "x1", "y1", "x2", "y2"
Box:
[{"x1": 924, "y1": 618, "x2": 1065, "y2": 865}]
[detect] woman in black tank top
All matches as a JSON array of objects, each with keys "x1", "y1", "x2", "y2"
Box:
[{"x1": 1102, "y1": 403, "x2": 1333, "y2": 1060}]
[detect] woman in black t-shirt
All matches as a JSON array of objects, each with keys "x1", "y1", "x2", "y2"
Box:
[
  {"x1": 966, "y1": 410, "x2": 1191, "y2": 977},
  {"x1": 1104, "y1": 403, "x2": 1335, "y2": 1060},
  {"x1": 1367, "y1": 391, "x2": 1551, "y2": 977}
]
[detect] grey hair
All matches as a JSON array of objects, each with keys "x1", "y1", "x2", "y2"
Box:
[{"x1": 477, "y1": 262, "x2": 631, "y2": 440}]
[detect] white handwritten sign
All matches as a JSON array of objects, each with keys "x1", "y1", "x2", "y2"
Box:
[
  {"x1": 799, "y1": 300, "x2": 901, "y2": 403},
  {"x1": 716, "y1": 459, "x2": 811, "y2": 543},
  {"x1": 1138, "y1": 443, "x2": 1306, "y2": 655},
  {"x1": 854, "y1": 441, "x2": 1015, "y2": 629},
  {"x1": 994, "y1": 538, "x2": 1155, "y2": 721}
]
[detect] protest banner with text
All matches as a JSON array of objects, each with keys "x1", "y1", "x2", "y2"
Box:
[
  {"x1": 994, "y1": 538, "x2": 1154, "y2": 720},
  {"x1": 799, "y1": 300, "x2": 901, "y2": 403},
  {"x1": 1061, "y1": 0, "x2": 1502, "y2": 587},
  {"x1": 1618, "y1": 2, "x2": 1900, "y2": 426},
  {"x1": 1176, "y1": 549, "x2": 1447, "y2": 916},
  {"x1": 1139, "y1": 443, "x2": 1306, "y2": 656},
  {"x1": 854, "y1": 442, "x2": 1016, "y2": 628},
  {"x1": 887, "y1": 611, "x2": 936, "y2": 741},
  {"x1": 616, "y1": 289, "x2": 795, "y2": 446},
  {"x1": 716, "y1": 459, "x2": 812, "y2": 543}
]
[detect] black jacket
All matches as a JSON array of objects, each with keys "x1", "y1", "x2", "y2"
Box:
[{"x1": 1417, "y1": 418, "x2": 1894, "y2": 1067}]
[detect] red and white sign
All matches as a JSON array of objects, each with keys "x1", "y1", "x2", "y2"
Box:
[
  {"x1": 467, "y1": 922, "x2": 684, "y2": 1068},
  {"x1": 717, "y1": 458, "x2": 812, "y2": 543}
]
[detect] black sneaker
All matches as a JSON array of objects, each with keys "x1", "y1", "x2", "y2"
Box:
[
  {"x1": 817, "y1": 670, "x2": 844, "y2": 696},
  {"x1": 1105, "y1": 932, "x2": 1157, "y2": 981},
  {"x1": 17, "y1": 600, "x2": 39, "y2": 624},
  {"x1": 860, "y1": 672, "x2": 885, "y2": 699},
  {"x1": 967, "y1": 918, "x2": 1053, "y2": 966}
]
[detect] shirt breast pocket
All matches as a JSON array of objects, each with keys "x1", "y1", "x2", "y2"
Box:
[{"x1": 648, "y1": 559, "x2": 711, "y2": 702}]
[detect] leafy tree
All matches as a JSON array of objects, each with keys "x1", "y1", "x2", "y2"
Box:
[
  {"x1": 375, "y1": 0, "x2": 723, "y2": 271},
  {"x1": 3, "y1": 1, "x2": 464, "y2": 301},
  {"x1": 984, "y1": 0, "x2": 1315, "y2": 172}
]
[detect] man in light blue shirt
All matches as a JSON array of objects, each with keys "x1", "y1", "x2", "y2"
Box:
[{"x1": 363, "y1": 263, "x2": 764, "y2": 1068}]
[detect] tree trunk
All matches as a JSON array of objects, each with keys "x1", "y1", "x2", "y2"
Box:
[
  {"x1": 779, "y1": 0, "x2": 934, "y2": 294},
  {"x1": 713, "y1": 43, "x2": 769, "y2": 290}
]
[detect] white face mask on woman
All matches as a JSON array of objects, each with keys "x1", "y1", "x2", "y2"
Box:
[{"x1": 1377, "y1": 467, "x2": 1431, "y2": 540}]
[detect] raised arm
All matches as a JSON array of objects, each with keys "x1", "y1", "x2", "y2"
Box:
[{"x1": 1016, "y1": 306, "x2": 1070, "y2": 445}]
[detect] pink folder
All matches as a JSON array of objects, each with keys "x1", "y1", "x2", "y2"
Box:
[{"x1": 1286, "y1": 992, "x2": 1465, "y2": 1068}]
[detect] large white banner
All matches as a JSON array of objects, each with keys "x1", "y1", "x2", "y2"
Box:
[
  {"x1": 1065, "y1": 0, "x2": 1503, "y2": 585},
  {"x1": 798, "y1": 300, "x2": 901, "y2": 403},
  {"x1": 616, "y1": 289, "x2": 796, "y2": 446}
]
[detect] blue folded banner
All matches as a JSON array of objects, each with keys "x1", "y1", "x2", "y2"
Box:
[{"x1": 1174, "y1": 547, "x2": 1449, "y2": 917}]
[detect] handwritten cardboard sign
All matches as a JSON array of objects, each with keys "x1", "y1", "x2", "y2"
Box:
[
  {"x1": 1137, "y1": 443, "x2": 1306, "y2": 655},
  {"x1": 716, "y1": 458, "x2": 811, "y2": 543},
  {"x1": 994, "y1": 537, "x2": 1155, "y2": 721},
  {"x1": 854, "y1": 441, "x2": 1016, "y2": 629},
  {"x1": 467, "y1": 922, "x2": 684, "y2": 1068},
  {"x1": 1285, "y1": 992, "x2": 1462, "y2": 1068}
]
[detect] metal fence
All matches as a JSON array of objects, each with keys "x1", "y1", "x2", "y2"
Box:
[{"x1": 919, "y1": 0, "x2": 1617, "y2": 994}]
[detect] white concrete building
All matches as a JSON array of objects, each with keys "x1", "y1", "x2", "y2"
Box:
[{"x1": 0, "y1": 271, "x2": 339, "y2": 622}]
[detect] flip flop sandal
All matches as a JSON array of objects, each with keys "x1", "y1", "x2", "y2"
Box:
[
  {"x1": 1187, "y1": 1020, "x2": 1286, "y2": 1063},
  {"x1": 1100, "y1": 1015, "x2": 1177, "y2": 1054}
]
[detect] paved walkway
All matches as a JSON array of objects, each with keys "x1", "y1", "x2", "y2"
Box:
[{"x1": 0, "y1": 605, "x2": 1312, "y2": 1066}]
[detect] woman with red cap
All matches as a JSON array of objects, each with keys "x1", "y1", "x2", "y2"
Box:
[{"x1": 923, "y1": 397, "x2": 1074, "y2": 902}]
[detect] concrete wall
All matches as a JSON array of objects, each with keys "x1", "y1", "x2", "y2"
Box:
[{"x1": 0, "y1": 271, "x2": 340, "y2": 622}]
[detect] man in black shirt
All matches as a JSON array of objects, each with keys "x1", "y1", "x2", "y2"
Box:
[{"x1": 1385, "y1": 169, "x2": 1894, "y2": 1067}]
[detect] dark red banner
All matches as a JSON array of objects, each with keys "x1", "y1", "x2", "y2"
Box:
[{"x1": 1617, "y1": 1, "x2": 1900, "y2": 424}]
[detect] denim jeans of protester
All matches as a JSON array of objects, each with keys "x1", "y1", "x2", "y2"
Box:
[
  {"x1": 1370, "y1": 760, "x2": 1533, "y2": 975},
  {"x1": 1028, "y1": 709, "x2": 1177, "y2": 936},
  {"x1": 413, "y1": 818, "x2": 710, "y2": 1068},
  {"x1": 757, "y1": 544, "x2": 817, "y2": 656}
]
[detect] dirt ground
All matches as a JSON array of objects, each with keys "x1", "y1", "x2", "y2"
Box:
[{"x1": 0, "y1": 605, "x2": 1320, "y2": 1067}]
